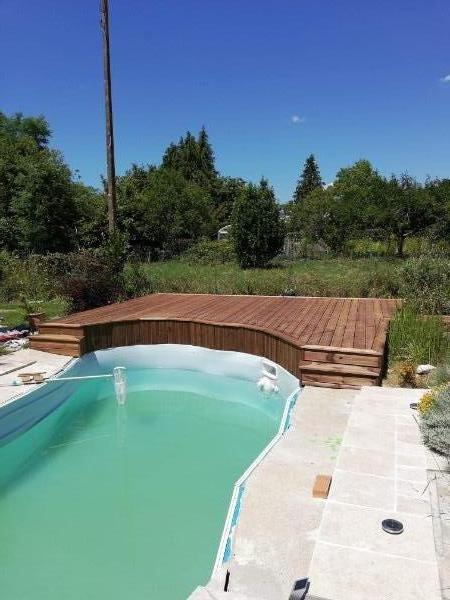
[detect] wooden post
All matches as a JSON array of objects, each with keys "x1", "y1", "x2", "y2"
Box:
[{"x1": 100, "y1": 0, "x2": 117, "y2": 233}]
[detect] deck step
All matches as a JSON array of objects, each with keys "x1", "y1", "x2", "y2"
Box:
[
  {"x1": 301, "y1": 345, "x2": 382, "y2": 368},
  {"x1": 301, "y1": 344, "x2": 382, "y2": 356},
  {"x1": 29, "y1": 333, "x2": 84, "y2": 357},
  {"x1": 299, "y1": 360, "x2": 381, "y2": 389},
  {"x1": 299, "y1": 361, "x2": 379, "y2": 377},
  {"x1": 38, "y1": 323, "x2": 85, "y2": 338}
]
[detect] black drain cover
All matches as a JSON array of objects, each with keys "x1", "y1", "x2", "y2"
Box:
[{"x1": 382, "y1": 519, "x2": 404, "y2": 534}]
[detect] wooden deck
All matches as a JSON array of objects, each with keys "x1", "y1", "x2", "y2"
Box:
[{"x1": 29, "y1": 293, "x2": 399, "y2": 389}]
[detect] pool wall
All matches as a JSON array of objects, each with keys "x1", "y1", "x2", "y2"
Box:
[{"x1": 0, "y1": 345, "x2": 298, "y2": 445}]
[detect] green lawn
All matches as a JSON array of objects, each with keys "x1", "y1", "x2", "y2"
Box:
[{"x1": 0, "y1": 300, "x2": 67, "y2": 329}]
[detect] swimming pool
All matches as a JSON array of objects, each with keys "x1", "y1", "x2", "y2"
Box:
[{"x1": 0, "y1": 345, "x2": 299, "y2": 599}]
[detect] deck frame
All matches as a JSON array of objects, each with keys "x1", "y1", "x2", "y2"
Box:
[{"x1": 30, "y1": 293, "x2": 399, "y2": 388}]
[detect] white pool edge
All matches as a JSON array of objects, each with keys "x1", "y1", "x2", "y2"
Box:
[
  {"x1": 4, "y1": 356, "x2": 77, "y2": 405},
  {"x1": 211, "y1": 385, "x2": 300, "y2": 576}
]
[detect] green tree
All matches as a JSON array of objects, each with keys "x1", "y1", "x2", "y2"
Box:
[
  {"x1": 373, "y1": 174, "x2": 431, "y2": 257},
  {"x1": 289, "y1": 160, "x2": 386, "y2": 253},
  {"x1": 213, "y1": 176, "x2": 247, "y2": 227},
  {"x1": 0, "y1": 112, "x2": 78, "y2": 253},
  {"x1": 118, "y1": 167, "x2": 214, "y2": 259},
  {"x1": 162, "y1": 128, "x2": 217, "y2": 189},
  {"x1": 0, "y1": 112, "x2": 51, "y2": 148},
  {"x1": 72, "y1": 183, "x2": 108, "y2": 249},
  {"x1": 231, "y1": 178, "x2": 285, "y2": 268},
  {"x1": 289, "y1": 186, "x2": 353, "y2": 253},
  {"x1": 425, "y1": 177, "x2": 450, "y2": 243},
  {"x1": 198, "y1": 126, "x2": 217, "y2": 181},
  {"x1": 293, "y1": 154, "x2": 323, "y2": 203}
]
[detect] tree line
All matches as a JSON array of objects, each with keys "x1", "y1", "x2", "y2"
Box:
[
  {"x1": 289, "y1": 154, "x2": 450, "y2": 257},
  {"x1": 0, "y1": 111, "x2": 448, "y2": 269}
]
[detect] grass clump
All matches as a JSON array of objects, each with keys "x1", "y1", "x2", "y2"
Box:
[
  {"x1": 420, "y1": 384, "x2": 450, "y2": 458},
  {"x1": 388, "y1": 306, "x2": 448, "y2": 367},
  {"x1": 399, "y1": 256, "x2": 450, "y2": 315}
]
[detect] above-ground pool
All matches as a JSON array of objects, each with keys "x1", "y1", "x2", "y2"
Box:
[{"x1": 0, "y1": 345, "x2": 298, "y2": 599}]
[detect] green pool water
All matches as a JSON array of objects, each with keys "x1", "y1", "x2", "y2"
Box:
[{"x1": 0, "y1": 368, "x2": 282, "y2": 599}]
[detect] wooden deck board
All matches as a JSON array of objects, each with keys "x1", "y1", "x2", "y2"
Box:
[{"x1": 31, "y1": 293, "x2": 399, "y2": 388}]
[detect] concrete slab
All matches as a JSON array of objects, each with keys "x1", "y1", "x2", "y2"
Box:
[
  {"x1": 329, "y1": 470, "x2": 395, "y2": 510},
  {"x1": 319, "y1": 502, "x2": 436, "y2": 562},
  {"x1": 337, "y1": 446, "x2": 396, "y2": 477},
  {"x1": 342, "y1": 425, "x2": 395, "y2": 453},
  {"x1": 308, "y1": 542, "x2": 441, "y2": 600},
  {"x1": 0, "y1": 348, "x2": 72, "y2": 407}
]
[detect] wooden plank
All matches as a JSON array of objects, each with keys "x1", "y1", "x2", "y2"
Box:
[
  {"x1": 313, "y1": 475, "x2": 332, "y2": 499},
  {"x1": 329, "y1": 298, "x2": 351, "y2": 348},
  {"x1": 299, "y1": 361, "x2": 379, "y2": 377},
  {"x1": 301, "y1": 344, "x2": 381, "y2": 356},
  {"x1": 353, "y1": 299, "x2": 366, "y2": 349},
  {"x1": 341, "y1": 298, "x2": 358, "y2": 348},
  {"x1": 302, "y1": 350, "x2": 380, "y2": 368}
]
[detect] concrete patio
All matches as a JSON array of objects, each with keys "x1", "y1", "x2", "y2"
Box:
[
  {"x1": 193, "y1": 386, "x2": 447, "y2": 600},
  {"x1": 0, "y1": 347, "x2": 72, "y2": 407}
]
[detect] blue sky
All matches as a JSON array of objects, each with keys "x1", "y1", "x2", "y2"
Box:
[{"x1": 1, "y1": 0, "x2": 449, "y2": 201}]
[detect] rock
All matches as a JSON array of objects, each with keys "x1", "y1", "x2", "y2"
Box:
[{"x1": 416, "y1": 364, "x2": 436, "y2": 375}]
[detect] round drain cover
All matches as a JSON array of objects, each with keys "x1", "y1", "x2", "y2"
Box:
[{"x1": 382, "y1": 519, "x2": 404, "y2": 534}]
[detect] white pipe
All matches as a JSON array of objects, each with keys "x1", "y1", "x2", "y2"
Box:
[{"x1": 45, "y1": 374, "x2": 113, "y2": 382}]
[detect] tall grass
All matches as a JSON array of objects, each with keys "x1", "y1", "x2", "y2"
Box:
[
  {"x1": 129, "y1": 257, "x2": 402, "y2": 299},
  {"x1": 389, "y1": 306, "x2": 448, "y2": 366}
]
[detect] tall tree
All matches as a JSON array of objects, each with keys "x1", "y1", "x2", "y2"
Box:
[
  {"x1": 162, "y1": 128, "x2": 217, "y2": 189},
  {"x1": 117, "y1": 166, "x2": 214, "y2": 259},
  {"x1": 373, "y1": 174, "x2": 431, "y2": 257},
  {"x1": 231, "y1": 178, "x2": 285, "y2": 268},
  {"x1": 213, "y1": 176, "x2": 247, "y2": 226},
  {"x1": 197, "y1": 126, "x2": 217, "y2": 181},
  {"x1": 293, "y1": 154, "x2": 323, "y2": 203},
  {"x1": 0, "y1": 112, "x2": 78, "y2": 253}
]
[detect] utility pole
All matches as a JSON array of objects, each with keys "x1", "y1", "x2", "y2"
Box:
[{"x1": 100, "y1": 0, "x2": 117, "y2": 233}]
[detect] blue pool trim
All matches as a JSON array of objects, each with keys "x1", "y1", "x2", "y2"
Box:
[{"x1": 212, "y1": 386, "x2": 301, "y2": 575}]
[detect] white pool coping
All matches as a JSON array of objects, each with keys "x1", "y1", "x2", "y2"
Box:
[{"x1": 0, "y1": 348, "x2": 74, "y2": 407}]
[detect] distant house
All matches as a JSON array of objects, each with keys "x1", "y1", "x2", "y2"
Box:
[{"x1": 217, "y1": 225, "x2": 231, "y2": 240}]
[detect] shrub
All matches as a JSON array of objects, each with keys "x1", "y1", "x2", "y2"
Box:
[
  {"x1": 399, "y1": 256, "x2": 450, "y2": 315},
  {"x1": 389, "y1": 306, "x2": 448, "y2": 367},
  {"x1": 396, "y1": 361, "x2": 417, "y2": 387},
  {"x1": 427, "y1": 364, "x2": 450, "y2": 388},
  {"x1": 420, "y1": 384, "x2": 450, "y2": 457},
  {"x1": 231, "y1": 180, "x2": 285, "y2": 268},
  {"x1": 122, "y1": 262, "x2": 154, "y2": 298},
  {"x1": 418, "y1": 389, "x2": 435, "y2": 415},
  {"x1": 183, "y1": 239, "x2": 235, "y2": 265},
  {"x1": 57, "y1": 250, "x2": 123, "y2": 312},
  {"x1": 0, "y1": 251, "x2": 59, "y2": 302}
]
